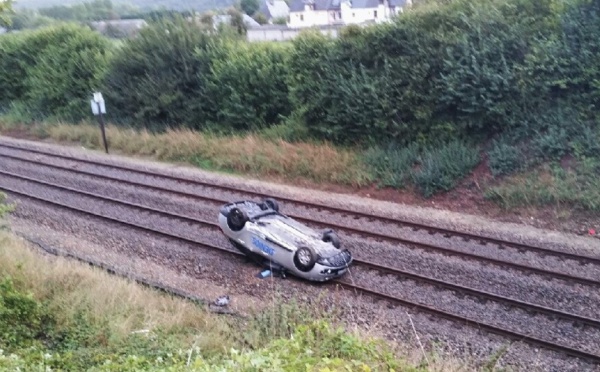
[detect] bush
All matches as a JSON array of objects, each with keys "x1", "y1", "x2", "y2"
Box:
[
  {"x1": 487, "y1": 139, "x2": 524, "y2": 176},
  {"x1": 363, "y1": 142, "x2": 420, "y2": 188},
  {"x1": 23, "y1": 23, "x2": 112, "y2": 121},
  {"x1": 0, "y1": 33, "x2": 27, "y2": 109},
  {"x1": 485, "y1": 158, "x2": 600, "y2": 211},
  {"x1": 0, "y1": 23, "x2": 111, "y2": 121},
  {"x1": 205, "y1": 40, "x2": 291, "y2": 132},
  {"x1": 412, "y1": 140, "x2": 480, "y2": 197},
  {"x1": 0, "y1": 278, "x2": 44, "y2": 349},
  {"x1": 102, "y1": 15, "x2": 216, "y2": 128},
  {"x1": 532, "y1": 126, "x2": 570, "y2": 161}
]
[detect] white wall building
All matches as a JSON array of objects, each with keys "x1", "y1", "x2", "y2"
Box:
[{"x1": 287, "y1": 0, "x2": 409, "y2": 28}]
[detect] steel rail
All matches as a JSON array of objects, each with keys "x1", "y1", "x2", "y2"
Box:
[
  {"x1": 1, "y1": 155, "x2": 599, "y2": 288},
  {"x1": 0, "y1": 142, "x2": 597, "y2": 267},
  {"x1": 2, "y1": 169, "x2": 600, "y2": 330},
  {"x1": 1, "y1": 183, "x2": 599, "y2": 364}
]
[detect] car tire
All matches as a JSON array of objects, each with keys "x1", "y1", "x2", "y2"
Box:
[
  {"x1": 322, "y1": 230, "x2": 341, "y2": 249},
  {"x1": 262, "y1": 197, "x2": 279, "y2": 212},
  {"x1": 227, "y1": 207, "x2": 248, "y2": 231},
  {"x1": 293, "y1": 246, "x2": 316, "y2": 272}
]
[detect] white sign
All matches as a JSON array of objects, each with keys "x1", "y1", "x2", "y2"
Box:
[{"x1": 90, "y1": 92, "x2": 106, "y2": 115}]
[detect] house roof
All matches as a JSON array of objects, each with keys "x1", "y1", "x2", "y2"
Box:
[
  {"x1": 289, "y1": 0, "x2": 341, "y2": 12},
  {"x1": 389, "y1": 0, "x2": 406, "y2": 7},
  {"x1": 259, "y1": 0, "x2": 290, "y2": 18},
  {"x1": 350, "y1": 0, "x2": 379, "y2": 8}
]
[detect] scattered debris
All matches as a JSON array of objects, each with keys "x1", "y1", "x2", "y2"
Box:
[
  {"x1": 257, "y1": 269, "x2": 272, "y2": 279},
  {"x1": 131, "y1": 329, "x2": 150, "y2": 334},
  {"x1": 214, "y1": 295, "x2": 230, "y2": 307}
]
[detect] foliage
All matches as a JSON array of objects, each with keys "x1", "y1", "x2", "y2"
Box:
[
  {"x1": 38, "y1": 0, "x2": 121, "y2": 22},
  {"x1": 102, "y1": 15, "x2": 216, "y2": 128},
  {"x1": 2, "y1": 0, "x2": 600, "y2": 201},
  {"x1": 487, "y1": 139, "x2": 524, "y2": 176},
  {"x1": 13, "y1": 0, "x2": 236, "y2": 13},
  {"x1": 0, "y1": 278, "x2": 44, "y2": 350},
  {"x1": 6, "y1": 9, "x2": 57, "y2": 31},
  {"x1": 0, "y1": 0, "x2": 14, "y2": 27},
  {"x1": 485, "y1": 158, "x2": 600, "y2": 212},
  {"x1": 363, "y1": 142, "x2": 421, "y2": 188},
  {"x1": 240, "y1": 0, "x2": 259, "y2": 15},
  {"x1": 0, "y1": 23, "x2": 112, "y2": 121},
  {"x1": 205, "y1": 40, "x2": 291, "y2": 131},
  {"x1": 412, "y1": 140, "x2": 480, "y2": 197}
]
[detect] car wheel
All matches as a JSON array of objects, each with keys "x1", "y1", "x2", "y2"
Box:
[
  {"x1": 322, "y1": 230, "x2": 341, "y2": 248},
  {"x1": 293, "y1": 246, "x2": 316, "y2": 272},
  {"x1": 227, "y1": 207, "x2": 248, "y2": 231},
  {"x1": 262, "y1": 198, "x2": 279, "y2": 212}
]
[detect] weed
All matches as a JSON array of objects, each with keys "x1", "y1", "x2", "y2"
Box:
[
  {"x1": 485, "y1": 158, "x2": 600, "y2": 211},
  {"x1": 363, "y1": 142, "x2": 421, "y2": 189},
  {"x1": 41, "y1": 122, "x2": 372, "y2": 187},
  {"x1": 412, "y1": 141, "x2": 480, "y2": 197},
  {"x1": 487, "y1": 139, "x2": 524, "y2": 177}
]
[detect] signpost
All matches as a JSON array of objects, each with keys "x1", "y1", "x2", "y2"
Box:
[{"x1": 90, "y1": 92, "x2": 109, "y2": 154}]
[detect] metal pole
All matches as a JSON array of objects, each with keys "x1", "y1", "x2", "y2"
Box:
[{"x1": 97, "y1": 102, "x2": 109, "y2": 154}]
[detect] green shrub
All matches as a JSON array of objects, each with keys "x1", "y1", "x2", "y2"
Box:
[
  {"x1": 412, "y1": 140, "x2": 480, "y2": 197},
  {"x1": 0, "y1": 192, "x2": 14, "y2": 217},
  {"x1": 570, "y1": 124, "x2": 600, "y2": 158},
  {"x1": 102, "y1": 15, "x2": 216, "y2": 128},
  {"x1": 487, "y1": 139, "x2": 524, "y2": 176},
  {"x1": 0, "y1": 33, "x2": 27, "y2": 108},
  {"x1": 532, "y1": 126, "x2": 570, "y2": 161},
  {"x1": 0, "y1": 278, "x2": 43, "y2": 349},
  {"x1": 363, "y1": 142, "x2": 420, "y2": 188},
  {"x1": 258, "y1": 115, "x2": 310, "y2": 142},
  {"x1": 23, "y1": 23, "x2": 112, "y2": 121},
  {"x1": 205, "y1": 40, "x2": 291, "y2": 132},
  {"x1": 485, "y1": 158, "x2": 600, "y2": 211}
]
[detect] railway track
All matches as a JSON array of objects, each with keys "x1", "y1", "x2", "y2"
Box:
[
  {"x1": 1, "y1": 145, "x2": 600, "y2": 289},
  {"x1": 1, "y1": 169, "x2": 600, "y2": 363},
  {"x1": 2, "y1": 142, "x2": 595, "y2": 266}
]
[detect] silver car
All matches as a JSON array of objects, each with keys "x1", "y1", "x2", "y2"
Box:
[{"x1": 218, "y1": 198, "x2": 353, "y2": 281}]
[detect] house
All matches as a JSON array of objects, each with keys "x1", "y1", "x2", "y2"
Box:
[
  {"x1": 287, "y1": 0, "x2": 408, "y2": 28},
  {"x1": 257, "y1": 0, "x2": 290, "y2": 24},
  {"x1": 288, "y1": 0, "x2": 343, "y2": 28},
  {"x1": 213, "y1": 14, "x2": 261, "y2": 30}
]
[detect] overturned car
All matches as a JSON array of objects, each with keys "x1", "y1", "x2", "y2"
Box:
[{"x1": 218, "y1": 198, "x2": 352, "y2": 281}]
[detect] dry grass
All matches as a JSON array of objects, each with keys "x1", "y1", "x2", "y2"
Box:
[
  {"x1": 0, "y1": 230, "x2": 232, "y2": 352},
  {"x1": 45, "y1": 122, "x2": 371, "y2": 186}
]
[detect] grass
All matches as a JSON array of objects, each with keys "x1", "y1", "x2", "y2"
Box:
[
  {"x1": 484, "y1": 158, "x2": 600, "y2": 212},
  {"x1": 38, "y1": 121, "x2": 373, "y2": 187}
]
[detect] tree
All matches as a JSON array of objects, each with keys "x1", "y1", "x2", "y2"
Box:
[
  {"x1": 240, "y1": 0, "x2": 259, "y2": 16},
  {"x1": 0, "y1": 0, "x2": 14, "y2": 27},
  {"x1": 253, "y1": 12, "x2": 267, "y2": 25}
]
